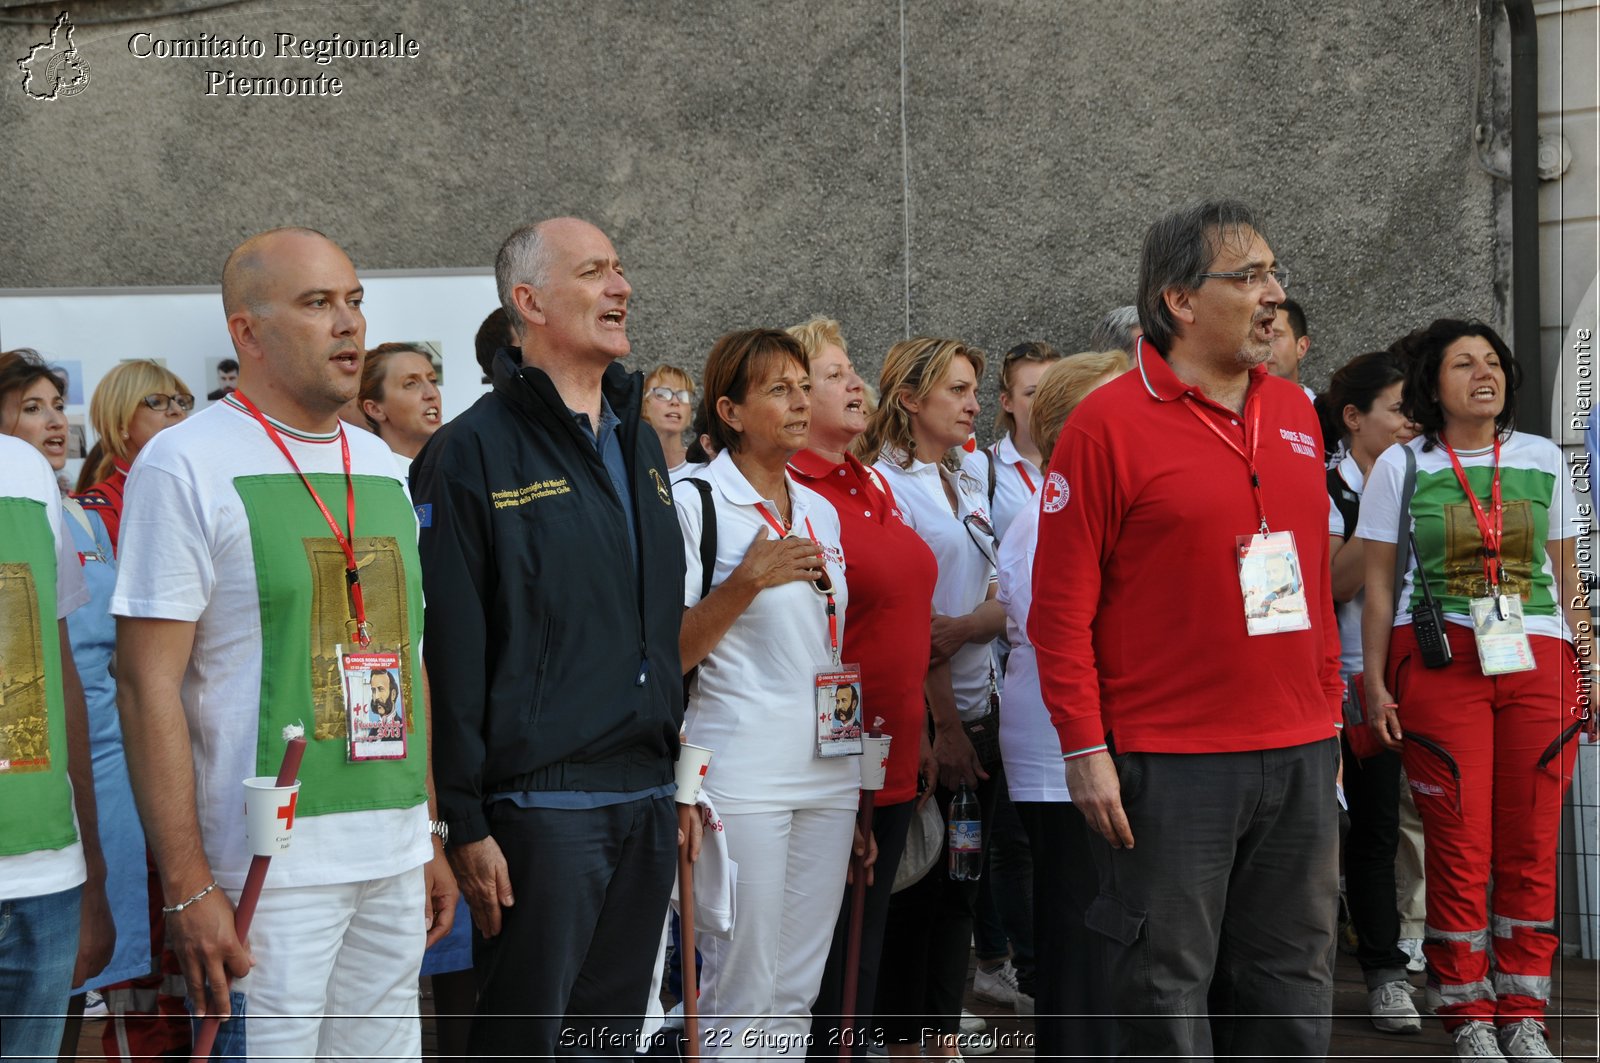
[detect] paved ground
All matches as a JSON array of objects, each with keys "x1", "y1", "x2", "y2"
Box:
[{"x1": 68, "y1": 947, "x2": 1598, "y2": 1060}]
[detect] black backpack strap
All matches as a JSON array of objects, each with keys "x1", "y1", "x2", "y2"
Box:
[
  {"x1": 1327, "y1": 466, "x2": 1360, "y2": 541},
  {"x1": 686, "y1": 477, "x2": 716, "y2": 600}
]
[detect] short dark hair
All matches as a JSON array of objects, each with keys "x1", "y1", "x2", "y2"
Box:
[
  {"x1": 1394, "y1": 319, "x2": 1520, "y2": 450},
  {"x1": 1137, "y1": 198, "x2": 1264, "y2": 355},
  {"x1": 702, "y1": 329, "x2": 809, "y2": 456},
  {"x1": 685, "y1": 400, "x2": 712, "y2": 463},
  {"x1": 1280, "y1": 299, "x2": 1307, "y2": 339},
  {"x1": 217, "y1": 358, "x2": 239, "y2": 374},
  {"x1": 475, "y1": 307, "x2": 514, "y2": 379}
]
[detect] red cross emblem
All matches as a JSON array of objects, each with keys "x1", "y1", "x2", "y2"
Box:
[{"x1": 276, "y1": 792, "x2": 298, "y2": 830}]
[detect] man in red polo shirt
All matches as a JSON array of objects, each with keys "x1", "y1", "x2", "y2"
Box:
[{"x1": 1031, "y1": 199, "x2": 1343, "y2": 1060}]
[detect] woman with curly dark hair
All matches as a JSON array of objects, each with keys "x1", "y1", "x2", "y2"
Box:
[{"x1": 1355, "y1": 319, "x2": 1592, "y2": 1062}]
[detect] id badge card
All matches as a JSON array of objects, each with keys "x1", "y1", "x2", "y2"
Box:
[
  {"x1": 1468, "y1": 595, "x2": 1536, "y2": 675},
  {"x1": 815, "y1": 663, "x2": 864, "y2": 759},
  {"x1": 1236, "y1": 531, "x2": 1312, "y2": 636},
  {"x1": 340, "y1": 644, "x2": 409, "y2": 762}
]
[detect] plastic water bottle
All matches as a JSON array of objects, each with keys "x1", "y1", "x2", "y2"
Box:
[{"x1": 948, "y1": 783, "x2": 982, "y2": 880}]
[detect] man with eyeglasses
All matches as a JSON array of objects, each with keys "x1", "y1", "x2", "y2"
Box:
[
  {"x1": 112, "y1": 227, "x2": 457, "y2": 1061},
  {"x1": 1031, "y1": 198, "x2": 1343, "y2": 1060},
  {"x1": 412, "y1": 218, "x2": 687, "y2": 1056}
]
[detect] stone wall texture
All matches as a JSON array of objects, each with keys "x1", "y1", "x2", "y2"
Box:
[{"x1": 1, "y1": 0, "x2": 1503, "y2": 431}]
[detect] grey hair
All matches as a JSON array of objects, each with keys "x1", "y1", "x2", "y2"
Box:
[
  {"x1": 494, "y1": 222, "x2": 558, "y2": 337},
  {"x1": 1087, "y1": 305, "x2": 1141, "y2": 353},
  {"x1": 1136, "y1": 198, "x2": 1263, "y2": 355}
]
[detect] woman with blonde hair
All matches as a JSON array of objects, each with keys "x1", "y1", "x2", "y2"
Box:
[
  {"x1": 995, "y1": 349, "x2": 1128, "y2": 1059},
  {"x1": 75, "y1": 359, "x2": 192, "y2": 551},
  {"x1": 859, "y1": 337, "x2": 1006, "y2": 1058},
  {"x1": 642, "y1": 364, "x2": 697, "y2": 477}
]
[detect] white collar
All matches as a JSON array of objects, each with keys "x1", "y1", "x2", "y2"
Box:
[
  {"x1": 994, "y1": 434, "x2": 1025, "y2": 467},
  {"x1": 706, "y1": 450, "x2": 810, "y2": 519}
]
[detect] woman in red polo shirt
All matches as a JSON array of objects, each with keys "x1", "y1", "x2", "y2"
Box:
[{"x1": 785, "y1": 317, "x2": 938, "y2": 1054}]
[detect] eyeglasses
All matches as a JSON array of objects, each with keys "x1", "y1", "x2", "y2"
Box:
[
  {"x1": 141, "y1": 393, "x2": 195, "y2": 412},
  {"x1": 963, "y1": 512, "x2": 998, "y2": 568},
  {"x1": 1197, "y1": 267, "x2": 1290, "y2": 290},
  {"x1": 649, "y1": 386, "x2": 694, "y2": 404}
]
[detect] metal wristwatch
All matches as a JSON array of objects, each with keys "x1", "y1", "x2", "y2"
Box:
[{"x1": 428, "y1": 819, "x2": 449, "y2": 845}]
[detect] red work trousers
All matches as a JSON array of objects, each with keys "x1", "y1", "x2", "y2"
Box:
[{"x1": 1387, "y1": 624, "x2": 1583, "y2": 1029}]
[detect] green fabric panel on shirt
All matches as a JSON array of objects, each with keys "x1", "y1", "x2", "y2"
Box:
[
  {"x1": 1409, "y1": 465, "x2": 1557, "y2": 617},
  {"x1": 0, "y1": 497, "x2": 77, "y2": 856},
  {"x1": 234, "y1": 473, "x2": 427, "y2": 817}
]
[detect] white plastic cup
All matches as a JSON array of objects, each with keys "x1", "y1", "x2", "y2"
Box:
[
  {"x1": 860, "y1": 735, "x2": 892, "y2": 791},
  {"x1": 674, "y1": 743, "x2": 714, "y2": 804},
  {"x1": 243, "y1": 776, "x2": 303, "y2": 856}
]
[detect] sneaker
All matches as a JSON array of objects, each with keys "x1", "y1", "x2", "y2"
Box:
[
  {"x1": 1368, "y1": 980, "x2": 1422, "y2": 1034},
  {"x1": 1497, "y1": 1018, "x2": 1558, "y2": 1061},
  {"x1": 959, "y1": 1010, "x2": 986, "y2": 1034},
  {"x1": 83, "y1": 990, "x2": 108, "y2": 1019},
  {"x1": 972, "y1": 960, "x2": 1020, "y2": 1007},
  {"x1": 1453, "y1": 1020, "x2": 1508, "y2": 1061},
  {"x1": 1400, "y1": 936, "x2": 1427, "y2": 973}
]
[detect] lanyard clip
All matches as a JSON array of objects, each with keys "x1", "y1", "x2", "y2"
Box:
[{"x1": 355, "y1": 620, "x2": 372, "y2": 647}]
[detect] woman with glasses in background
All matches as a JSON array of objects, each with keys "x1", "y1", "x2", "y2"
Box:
[
  {"x1": 72, "y1": 358, "x2": 197, "y2": 1059},
  {"x1": 641, "y1": 364, "x2": 697, "y2": 479},
  {"x1": 854, "y1": 337, "x2": 1006, "y2": 1059},
  {"x1": 75, "y1": 360, "x2": 193, "y2": 551}
]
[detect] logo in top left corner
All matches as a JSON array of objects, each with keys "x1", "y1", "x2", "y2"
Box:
[{"x1": 17, "y1": 12, "x2": 91, "y2": 101}]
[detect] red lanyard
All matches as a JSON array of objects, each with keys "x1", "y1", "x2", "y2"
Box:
[
  {"x1": 1014, "y1": 461, "x2": 1036, "y2": 494},
  {"x1": 233, "y1": 392, "x2": 370, "y2": 646},
  {"x1": 753, "y1": 501, "x2": 839, "y2": 662},
  {"x1": 1182, "y1": 392, "x2": 1268, "y2": 533},
  {"x1": 1441, "y1": 437, "x2": 1506, "y2": 593}
]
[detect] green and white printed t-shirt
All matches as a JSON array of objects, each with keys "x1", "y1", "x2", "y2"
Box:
[
  {"x1": 0, "y1": 435, "x2": 90, "y2": 899},
  {"x1": 1356, "y1": 432, "x2": 1580, "y2": 641},
  {"x1": 110, "y1": 399, "x2": 430, "y2": 891}
]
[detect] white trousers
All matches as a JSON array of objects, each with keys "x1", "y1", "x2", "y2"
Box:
[
  {"x1": 699, "y1": 806, "x2": 855, "y2": 1059},
  {"x1": 231, "y1": 865, "x2": 426, "y2": 1062}
]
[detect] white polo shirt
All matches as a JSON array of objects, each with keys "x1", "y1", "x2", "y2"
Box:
[
  {"x1": 962, "y1": 433, "x2": 1040, "y2": 542},
  {"x1": 873, "y1": 449, "x2": 997, "y2": 721},
  {"x1": 995, "y1": 494, "x2": 1069, "y2": 802},
  {"x1": 673, "y1": 451, "x2": 857, "y2": 813}
]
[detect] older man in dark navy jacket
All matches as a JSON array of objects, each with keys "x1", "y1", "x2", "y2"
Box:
[{"x1": 413, "y1": 217, "x2": 687, "y2": 1056}]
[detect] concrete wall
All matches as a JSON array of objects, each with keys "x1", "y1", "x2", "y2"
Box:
[{"x1": 2, "y1": 0, "x2": 1502, "y2": 431}]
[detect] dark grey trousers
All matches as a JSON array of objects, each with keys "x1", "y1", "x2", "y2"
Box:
[{"x1": 1085, "y1": 739, "x2": 1339, "y2": 1063}]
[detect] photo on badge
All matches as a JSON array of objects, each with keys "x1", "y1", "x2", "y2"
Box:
[
  {"x1": 341, "y1": 646, "x2": 408, "y2": 762},
  {"x1": 814, "y1": 666, "x2": 864, "y2": 758},
  {"x1": 1236, "y1": 530, "x2": 1312, "y2": 635}
]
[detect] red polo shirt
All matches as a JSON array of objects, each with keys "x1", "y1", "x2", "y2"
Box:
[
  {"x1": 1030, "y1": 340, "x2": 1343, "y2": 758},
  {"x1": 790, "y1": 449, "x2": 936, "y2": 804}
]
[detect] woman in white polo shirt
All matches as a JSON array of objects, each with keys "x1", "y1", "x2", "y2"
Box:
[
  {"x1": 996, "y1": 349, "x2": 1128, "y2": 1059},
  {"x1": 853, "y1": 336, "x2": 1005, "y2": 1059},
  {"x1": 674, "y1": 328, "x2": 858, "y2": 1057}
]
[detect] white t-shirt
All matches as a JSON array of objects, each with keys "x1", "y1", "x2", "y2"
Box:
[
  {"x1": 995, "y1": 493, "x2": 1069, "y2": 802},
  {"x1": 961, "y1": 435, "x2": 1040, "y2": 543},
  {"x1": 1328, "y1": 454, "x2": 1365, "y2": 676},
  {"x1": 111, "y1": 401, "x2": 430, "y2": 891},
  {"x1": 1355, "y1": 432, "x2": 1580, "y2": 641},
  {"x1": 0, "y1": 436, "x2": 90, "y2": 899},
  {"x1": 674, "y1": 451, "x2": 857, "y2": 813},
  {"x1": 874, "y1": 451, "x2": 998, "y2": 721}
]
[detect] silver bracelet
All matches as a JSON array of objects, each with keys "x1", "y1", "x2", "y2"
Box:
[{"x1": 162, "y1": 880, "x2": 218, "y2": 914}]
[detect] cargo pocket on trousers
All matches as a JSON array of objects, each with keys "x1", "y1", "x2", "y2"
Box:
[{"x1": 1085, "y1": 892, "x2": 1145, "y2": 947}]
